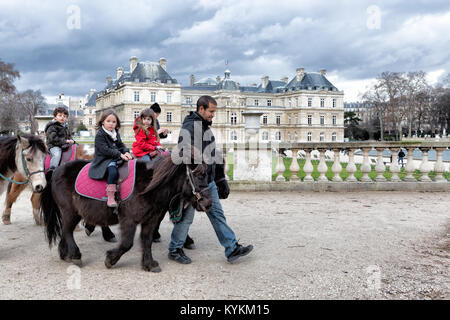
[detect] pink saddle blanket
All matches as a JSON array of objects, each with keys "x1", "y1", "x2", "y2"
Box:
[
  {"x1": 45, "y1": 144, "x2": 77, "y2": 173},
  {"x1": 75, "y1": 160, "x2": 136, "y2": 202}
]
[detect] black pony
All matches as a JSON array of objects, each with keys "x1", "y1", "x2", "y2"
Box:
[{"x1": 40, "y1": 154, "x2": 213, "y2": 272}]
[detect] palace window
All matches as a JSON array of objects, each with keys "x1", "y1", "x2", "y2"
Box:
[
  {"x1": 275, "y1": 131, "x2": 281, "y2": 141},
  {"x1": 262, "y1": 131, "x2": 269, "y2": 140},
  {"x1": 333, "y1": 115, "x2": 337, "y2": 126},
  {"x1": 231, "y1": 112, "x2": 237, "y2": 125},
  {"x1": 150, "y1": 92, "x2": 156, "y2": 102},
  {"x1": 333, "y1": 98, "x2": 336, "y2": 108},
  {"x1": 320, "y1": 132, "x2": 325, "y2": 141},
  {"x1": 307, "y1": 132, "x2": 312, "y2": 141},
  {"x1": 320, "y1": 98, "x2": 325, "y2": 107},
  {"x1": 134, "y1": 91, "x2": 140, "y2": 102},
  {"x1": 267, "y1": 99, "x2": 272, "y2": 106},
  {"x1": 308, "y1": 98, "x2": 312, "y2": 107},
  {"x1": 254, "y1": 99, "x2": 259, "y2": 106},
  {"x1": 308, "y1": 115, "x2": 312, "y2": 126},
  {"x1": 320, "y1": 115, "x2": 325, "y2": 126},
  {"x1": 134, "y1": 110, "x2": 140, "y2": 119},
  {"x1": 230, "y1": 131, "x2": 237, "y2": 141},
  {"x1": 167, "y1": 92, "x2": 172, "y2": 103},
  {"x1": 166, "y1": 112, "x2": 172, "y2": 123},
  {"x1": 263, "y1": 115, "x2": 268, "y2": 125},
  {"x1": 276, "y1": 115, "x2": 281, "y2": 125},
  {"x1": 332, "y1": 132, "x2": 337, "y2": 142}
]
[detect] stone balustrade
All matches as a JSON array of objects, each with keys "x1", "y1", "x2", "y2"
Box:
[{"x1": 161, "y1": 141, "x2": 449, "y2": 183}]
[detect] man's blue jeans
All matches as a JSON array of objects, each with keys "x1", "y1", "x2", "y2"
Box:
[{"x1": 169, "y1": 181, "x2": 238, "y2": 257}]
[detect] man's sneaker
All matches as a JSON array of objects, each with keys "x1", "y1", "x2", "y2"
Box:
[
  {"x1": 168, "y1": 248, "x2": 192, "y2": 264},
  {"x1": 183, "y1": 234, "x2": 196, "y2": 250},
  {"x1": 227, "y1": 243, "x2": 254, "y2": 263}
]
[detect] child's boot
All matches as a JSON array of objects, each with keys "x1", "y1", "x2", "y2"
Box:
[{"x1": 106, "y1": 184, "x2": 118, "y2": 208}]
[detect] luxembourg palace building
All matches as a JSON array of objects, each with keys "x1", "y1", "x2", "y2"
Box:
[{"x1": 84, "y1": 56, "x2": 344, "y2": 143}]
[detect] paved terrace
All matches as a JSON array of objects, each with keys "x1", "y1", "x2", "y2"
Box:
[{"x1": 0, "y1": 190, "x2": 448, "y2": 300}]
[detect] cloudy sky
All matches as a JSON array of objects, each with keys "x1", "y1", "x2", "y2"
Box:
[{"x1": 1, "y1": 0, "x2": 449, "y2": 103}]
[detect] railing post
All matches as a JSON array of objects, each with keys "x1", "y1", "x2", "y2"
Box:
[
  {"x1": 275, "y1": 149, "x2": 286, "y2": 182},
  {"x1": 434, "y1": 148, "x2": 447, "y2": 182},
  {"x1": 289, "y1": 148, "x2": 300, "y2": 181},
  {"x1": 419, "y1": 148, "x2": 431, "y2": 182},
  {"x1": 360, "y1": 147, "x2": 372, "y2": 182},
  {"x1": 303, "y1": 148, "x2": 314, "y2": 182},
  {"x1": 389, "y1": 148, "x2": 401, "y2": 182},
  {"x1": 317, "y1": 148, "x2": 328, "y2": 182},
  {"x1": 345, "y1": 148, "x2": 358, "y2": 182},
  {"x1": 224, "y1": 145, "x2": 232, "y2": 181},
  {"x1": 331, "y1": 148, "x2": 343, "y2": 182},
  {"x1": 375, "y1": 148, "x2": 387, "y2": 182},
  {"x1": 403, "y1": 147, "x2": 416, "y2": 182}
]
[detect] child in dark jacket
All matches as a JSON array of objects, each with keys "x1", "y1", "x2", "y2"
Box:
[
  {"x1": 132, "y1": 108, "x2": 162, "y2": 162},
  {"x1": 45, "y1": 106, "x2": 74, "y2": 170},
  {"x1": 88, "y1": 109, "x2": 132, "y2": 208}
]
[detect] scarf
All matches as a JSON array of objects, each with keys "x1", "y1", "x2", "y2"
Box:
[{"x1": 102, "y1": 126, "x2": 117, "y2": 141}]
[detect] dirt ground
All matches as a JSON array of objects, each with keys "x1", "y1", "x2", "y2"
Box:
[{"x1": 0, "y1": 190, "x2": 448, "y2": 300}]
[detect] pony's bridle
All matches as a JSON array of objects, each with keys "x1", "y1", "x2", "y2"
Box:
[
  {"x1": 0, "y1": 148, "x2": 45, "y2": 185},
  {"x1": 186, "y1": 165, "x2": 210, "y2": 201}
]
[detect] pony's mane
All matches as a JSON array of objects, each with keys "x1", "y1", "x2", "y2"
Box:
[
  {"x1": 0, "y1": 134, "x2": 47, "y2": 175},
  {"x1": 139, "y1": 155, "x2": 183, "y2": 195}
]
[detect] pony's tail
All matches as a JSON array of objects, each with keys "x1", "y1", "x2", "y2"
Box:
[{"x1": 40, "y1": 171, "x2": 62, "y2": 247}]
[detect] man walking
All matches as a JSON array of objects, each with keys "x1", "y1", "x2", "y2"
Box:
[{"x1": 168, "y1": 95, "x2": 253, "y2": 264}]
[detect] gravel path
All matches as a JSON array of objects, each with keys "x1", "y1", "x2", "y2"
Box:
[{"x1": 0, "y1": 190, "x2": 448, "y2": 300}]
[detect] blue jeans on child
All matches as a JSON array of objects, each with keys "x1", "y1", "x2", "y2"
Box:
[
  {"x1": 107, "y1": 161, "x2": 118, "y2": 184},
  {"x1": 138, "y1": 154, "x2": 152, "y2": 163},
  {"x1": 168, "y1": 181, "x2": 238, "y2": 258},
  {"x1": 49, "y1": 147, "x2": 62, "y2": 169}
]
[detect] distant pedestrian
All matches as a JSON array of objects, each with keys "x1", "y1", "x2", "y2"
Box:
[{"x1": 398, "y1": 149, "x2": 405, "y2": 168}]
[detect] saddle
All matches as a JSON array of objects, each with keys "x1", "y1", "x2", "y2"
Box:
[
  {"x1": 44, "y1": 144, "x2": 77, "y2": 173},
  {"x1": 75, "y1": 160, "x2": 136, "y2": 202}
]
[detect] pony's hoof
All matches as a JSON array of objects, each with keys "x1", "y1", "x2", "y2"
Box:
[
  {"x1": 2, "y1": 217, "x2": 11, "y2": 225},
  {"x1": 72, "y1": 259, "x2": 82, "y2": 267},
  {"x1": 105, "y1": 257, "x2": 113, "y2": 269},
  {"x1": 143, "y1": 263, "x2": 161, "y2": 273},
  {"x1": 85, "y1": 229, "x2": 92, "y2": 237},
  {"x1": 151, "y1": 266, "x2": 162, "y2": 273}
]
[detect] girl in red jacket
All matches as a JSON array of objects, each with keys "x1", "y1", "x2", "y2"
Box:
[{"x1": 132, "y1": 108, "x2": 162, "y2": 162}]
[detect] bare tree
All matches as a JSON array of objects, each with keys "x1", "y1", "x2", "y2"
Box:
[
  {"x1": 0, "y1": 60, "x2": 20, "y2": 94},
  {"x1": 0, "y1": 60, "x2": 21, "y2": 134},
  {"x1": 16, "y1": 90, "x2": 47, "y2": 135},
  {"x1": 403, "y1": 71, "x2": 429, "y2": 137}
]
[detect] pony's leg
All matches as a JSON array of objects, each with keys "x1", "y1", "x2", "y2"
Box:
[
  {"x1": 2, "y1": 181, "x2": 27, "y2": 225},
  {"x1": 101, "y1": 226, "x2": 117, "y2": 243},
  {"x1": 105, "y1": 219, "x2": 137, "y2": 269},
  {"x1": 140, "y1": 218, "x2": 161, "y2": 272},
  {"x1": 30, "y1": 192, "x2": 43, "y2": 226},
  {"x1": 152, "y1": 212, "x2": 165, "y2": 242},
  {"x1": 60, "y1": 215, "x2": 82, "y2": 266}
]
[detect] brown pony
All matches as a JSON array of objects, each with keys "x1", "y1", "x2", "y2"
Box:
[
  {"x1": 0, "y1": 134, "x2": 47, "y2": 197},
  {"x1": 2, "y1": 144, "x2": 93, "y2": 225},
  {"x1": 40, "y1": 154, "x2": 213, "y2": 272}
]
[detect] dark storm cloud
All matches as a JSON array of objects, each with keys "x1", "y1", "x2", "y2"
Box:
[{"x1": 1, "y1": 0, "x2": 449, "y2": 101}]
